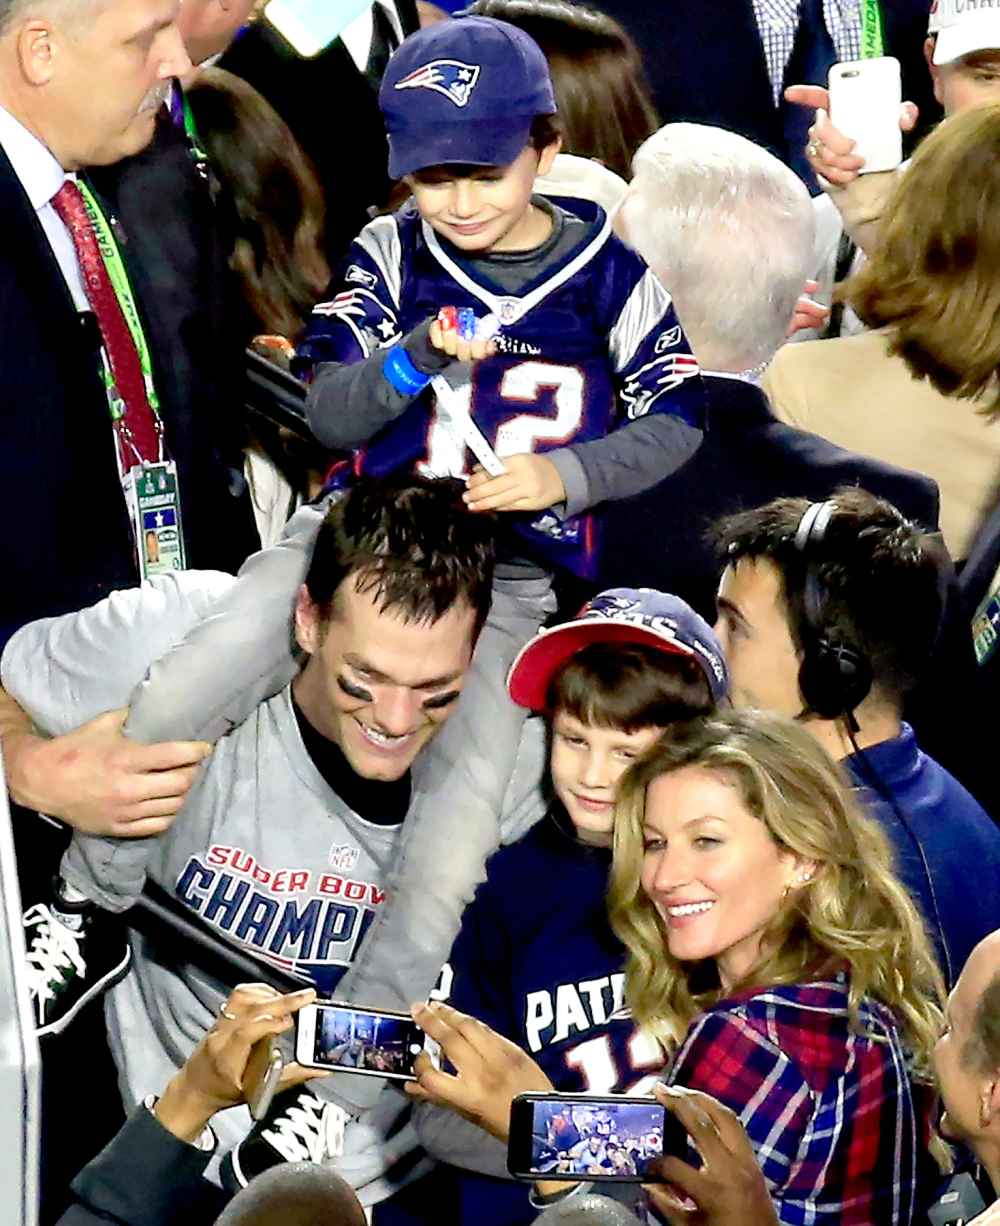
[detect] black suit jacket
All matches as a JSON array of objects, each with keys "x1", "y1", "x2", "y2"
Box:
[
  {"x1": 590, "y1": 0, "x2": 940, "y2": 157},
  {"x1": 944, "y1": 503, "x2": 1000, "y2": 819},
  {"x1": 598, "y1": 376, "x2": 940, "y2": 620},
  {"x1": 57, "y1": 1105, "x2": 227, "y2": 1226},
  {"x1": 0, "y1": 122, "x2": 257, "y2": 647},
  {"x1": 220, "y1": 0, "x2": 419, "y2": 264}
]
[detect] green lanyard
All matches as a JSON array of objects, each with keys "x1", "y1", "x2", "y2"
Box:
[
  {"x1": 860, "y1": 0, "x2": 885, "y2": 59},
  {"x1": 181, "y1": 93, "x2": 211, "y2": 179},
  {"x1": 75, "y1": 180, "x2": 162, "y2": 426}
]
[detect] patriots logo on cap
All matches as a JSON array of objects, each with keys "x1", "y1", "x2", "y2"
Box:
[{"x1": 394, "y1": 59, "x2": 481, "y2": 108}]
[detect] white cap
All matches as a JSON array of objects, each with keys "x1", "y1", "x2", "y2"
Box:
[{"x1": 929, "y1": 0, "x2": 1000, "y2": 65}]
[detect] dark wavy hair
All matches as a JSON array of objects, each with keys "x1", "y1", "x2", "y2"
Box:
[
  {"x1": 845, "y1": 102, "x2": 1000, "y2": 414},
  {"x1": 715, "y1": 488, "x2": 947, "y2": 705},
  {"x1": 465, "y1": 0, "x2": 659, "y2": 179},
  {"x1": 186, "y1": 67, "x2": 330, "y2": 340},
  {"x1": 305, "y1": 475, "x2": 496, "y2": 638}
]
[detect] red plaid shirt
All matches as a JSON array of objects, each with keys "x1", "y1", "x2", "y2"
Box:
[{"x1": 667, "y1": 973, "x2": 933, "y2": 1225}]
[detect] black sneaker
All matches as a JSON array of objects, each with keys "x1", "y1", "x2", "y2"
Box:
[
  {"x1": 23, "y1": 900, "x2": 131, "y2": 1037},
  {"x1": 221, "y1": 1086, "x2": 348, "y2": 1190}
]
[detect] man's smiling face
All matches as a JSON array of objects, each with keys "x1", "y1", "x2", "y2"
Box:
[{"x1": 292, "y1": 574, "x2": 477, "y2": 781}]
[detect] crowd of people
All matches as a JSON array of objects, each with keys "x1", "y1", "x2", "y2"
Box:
[{"x1": 2, "y1": 0, "x2": 1000, "y2": 1223}]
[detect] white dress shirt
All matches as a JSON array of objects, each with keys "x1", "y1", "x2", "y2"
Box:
[
  {"x1": 340, "y1": 0, "x2": 404, "y2": 73},
  {"x1": 0, "y1": 102, "x2": 88, "y2": 310},
  {"x1": 753, "y1": 0, "x2": 863, "y2": 105}
]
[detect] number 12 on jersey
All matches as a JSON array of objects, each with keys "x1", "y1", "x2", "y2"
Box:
[{"x1": 422, "y1": 360, "x2": 587, "y2": 479}]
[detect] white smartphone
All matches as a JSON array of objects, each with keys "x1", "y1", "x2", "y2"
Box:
[
  {"x1": 828, "y1": 57, "x2": 903, "y2": 174},
  {"x1": 295, "y1": 1002, "x2": 426, "y2": 1082},
  {"x1": 264, "y1": 0, "x2": 375, "y2": 58}
]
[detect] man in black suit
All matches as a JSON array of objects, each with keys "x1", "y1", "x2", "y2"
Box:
[
  {"x1": 589, "y1": 0, "x2": 938, "y2": 188},
  {"x1": 604, "y1": 120, "x2": 939, "y2": 616},
  {"x1": 219, "y1": 0, "x2": 419, "y2": 262},
  {"x1": 603, "y1": 120, "x2": 990, "y2": 813},
  {"x1": 0, "y1": 0, "x2": 258, "y2": 1211}
]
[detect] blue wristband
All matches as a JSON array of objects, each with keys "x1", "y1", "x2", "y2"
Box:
[{"x1": 383, "y1": 344, "x2": 432, "y2": 396}]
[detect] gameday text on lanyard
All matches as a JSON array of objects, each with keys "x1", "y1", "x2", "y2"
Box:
[
  {"x1": 860, "y1": 0, "x2": 884, "y2": 58},
  {"x1": 76, "y1": 181, "x2": 187, "y2": 580}
]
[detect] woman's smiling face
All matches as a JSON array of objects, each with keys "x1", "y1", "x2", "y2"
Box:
[{"x1": 639, "y1": 764, "x2": 804, "y2": 989}]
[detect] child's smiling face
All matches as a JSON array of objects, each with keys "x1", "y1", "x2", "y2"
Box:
[
  {"x1": 406, "y1": 142, "x2": 559, "y2": 254},
  {"x1": 550, "y1": 711, "x2": 664, "y2": 847}
]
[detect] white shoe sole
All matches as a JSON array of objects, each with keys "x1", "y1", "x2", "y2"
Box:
[{"x1": 35, "y1": 944, "x2": 132, "y2": 1038}]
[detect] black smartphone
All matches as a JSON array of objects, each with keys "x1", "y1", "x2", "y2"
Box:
[
  {"x1": 507, "y1": 1092, "x2": 687, "y2": 1182},
  {"x1": 295, "y1": 1002, "x2": 426, "y2": 1082}
]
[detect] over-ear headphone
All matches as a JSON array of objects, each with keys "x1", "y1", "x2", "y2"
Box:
[
  {"x1": 793, "y1": 501, "x2": 873, "y2": 724},
  {"x1": 792, "y1": 501, "x2": 954, "y2": 985}
]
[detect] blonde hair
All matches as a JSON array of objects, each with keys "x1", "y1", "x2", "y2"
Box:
[
  {"x1": 845, "y1": 103, "x2": 1000, "y2": 413},
  {"x1": 608, "y1": 708, "x2": 944, "y2": 1081}
]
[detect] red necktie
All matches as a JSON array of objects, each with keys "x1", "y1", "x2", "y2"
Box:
[{"x1": 51, "y1": 180, "x2": 160, "y2": 466}]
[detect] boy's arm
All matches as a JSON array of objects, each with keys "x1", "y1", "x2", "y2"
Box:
[
  {"x1": 542, "y1": 282, "x2": 705, "y2": 515},
  {"x1": 464, "y1": 273, "x2": 704, "y2": 518},
  {"x1": 296, "y1": 221, "x2": 453, "y2": 450},
  {"x1": 304, "y1": 319, "x2": 451, "y2": 451},
  {"x1": 546, "y1": 412, "x2": 702, "y2": 518},
  {"x1": 1, "y1": 573, "x2": 234, "y2": 734},
  {"x1": 0, "y1": 573, "x2": 230, "y2": 834}
]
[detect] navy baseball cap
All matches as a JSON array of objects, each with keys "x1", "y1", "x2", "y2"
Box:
[
  {"x1": 508, "y1": 588, "x2": 729, "y2": 712},
  {"x1": 379, "y1": 16, "x2": 557, "y2": 180}
]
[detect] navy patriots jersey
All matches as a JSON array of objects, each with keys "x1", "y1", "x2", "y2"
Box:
[
  {"x1": 419, "y1": 812, "x2": 664, "y2": 1226},
  {"x1": 298, "y1": 198, "x2": 703, "y2": 578}
]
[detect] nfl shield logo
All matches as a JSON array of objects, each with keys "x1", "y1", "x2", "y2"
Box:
[{"x1": 498, "y1": 298, "x2": 520, "y2": 324}]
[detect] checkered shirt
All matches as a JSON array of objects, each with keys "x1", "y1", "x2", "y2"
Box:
[
  {"x1": 667, "y1": 974, "x2": 930, "y2": 1224},
  {"x1": 753, "y1": 0, "x2": 863, "y2": 104}
]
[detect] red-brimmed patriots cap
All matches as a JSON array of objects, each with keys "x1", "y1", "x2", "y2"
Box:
[
  {"x1": 507, "y1": 588, "x2": 730, "y2": 712},
  {"x1": 379, "y1": 16, "x2": 557, "y2": 180}
]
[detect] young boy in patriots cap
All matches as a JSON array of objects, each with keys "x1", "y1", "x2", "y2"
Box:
[
  {"x1": 298, "y1": 14, "x2": 704, "y2": 542},
  {"x1": 406, "y1": 589, "x2": 727, "y2": 1225},
  {"x1": 32, "y1": 17, "x2": 705, "y2": 1134}
]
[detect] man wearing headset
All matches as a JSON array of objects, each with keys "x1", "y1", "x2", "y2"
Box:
[{"x1": 711, "y1": 487, "x2": 1000, "y2": 987}]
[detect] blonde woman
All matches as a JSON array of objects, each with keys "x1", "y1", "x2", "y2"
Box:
[
  {"x1": 610, "y1": 708, "x2": 944, "y2": 1225},
  {"x1": 407, "y1": 708, "x2": 943, "y2": 1222}
]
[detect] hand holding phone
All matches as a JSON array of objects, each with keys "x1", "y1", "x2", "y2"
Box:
[
  {"x1": 642, "y1": 1086, "x2": 779, "y2": 1226},
  {"x1": 154, "y1": 984, "x2": 317, "y2": 1143},
  {"x1": 405, "y1": 1001, "x2": 554, "y2": 1143},
  {"x1": 828, "y1": 57, "x2": 903, "y2": 174},
  {"x1": 243, "y1": 1034, "x2": 285, "y2": 1121},
  {"x1": 506, "y1": 1092, "x2": 687, "y2": 1183},
  {"x1": 785, "y1": 82, "x2": 918, "y2": 187}
]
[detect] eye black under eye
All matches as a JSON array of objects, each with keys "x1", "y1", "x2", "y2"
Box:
[
  {"x1": 337, "y1": 675, "x2": 372, "y2": 701},
  {"x1": 422, "y1": 690, "x2": 461, "y2": 711}
]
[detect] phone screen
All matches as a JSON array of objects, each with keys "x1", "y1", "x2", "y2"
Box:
[
  {"x1": 304, "y1": 1004, "x2": 425, "y2": 1080},
  {"x1": 264, "y1": 0, "x2": 376, "y2": 57},
  {"x1": 508, "y1": 1094, "x2": 685, "y2": 1182}
]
